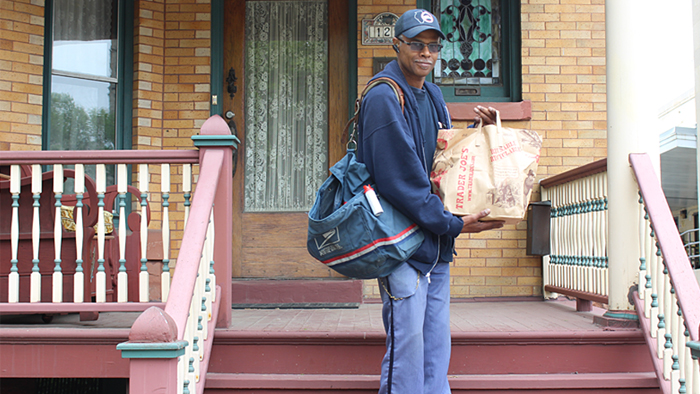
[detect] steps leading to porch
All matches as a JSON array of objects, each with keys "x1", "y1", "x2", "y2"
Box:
[
  {"x1": 203, "y1": 301, "x2": 659, "y2": 393},
  {"x1": 0, "y1": 301, "x2": 661, "y2": 393}
]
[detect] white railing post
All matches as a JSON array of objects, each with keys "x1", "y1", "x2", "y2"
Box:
[
  {"x1": 139, "y1": 164, "x2": 150, "y2": 303},
  {"x1": 73, "y1": 164, "x2": 85, "y2": 303},
  {"x1": 8, "y1": 165, "x2": 21, "y2": 303},
  {"x1": 52, "y1": 164, "x2": 63, "y2": 303},
  {"x1": 117, "y1": 164, "x2": 128, "y2": 303},
  {"x1": 30, "y1": 165, "x2": 42, "y2": 303},
  {"x1": 161, "y1": 163, "x2": 171, "y2": 302},
  {"x1": 96, "y1": 164, "x2": 107, "y2": 303}
]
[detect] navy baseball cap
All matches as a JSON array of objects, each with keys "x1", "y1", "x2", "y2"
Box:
[{"x1": 394, "y1": 9, "x2": 446, "y2": 40}]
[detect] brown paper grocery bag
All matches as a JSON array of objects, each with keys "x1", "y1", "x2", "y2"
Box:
[{"x1": 430, "y1": 112, "x2": 542, "y2": 224}]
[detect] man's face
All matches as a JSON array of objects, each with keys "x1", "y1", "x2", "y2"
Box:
[{"x1": 393, "y1": 30, "x2": 441, "y2": 87}]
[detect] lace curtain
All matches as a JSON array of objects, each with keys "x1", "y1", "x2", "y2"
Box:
[{"x1": 244, "y1": 1, "x2": 329, "y2": 212}]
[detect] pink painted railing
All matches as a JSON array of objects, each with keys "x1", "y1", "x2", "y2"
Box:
[
  {"x1": 630, "y1": 153, "x2": 700, "y2": 394},
  {"x1": 0, "y1": 115, "x2": 235, "y2": 394}
]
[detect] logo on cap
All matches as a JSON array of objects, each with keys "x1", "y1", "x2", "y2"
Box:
[{"x1": 414, "y1": 10, "x2": 434, "y2": 24}]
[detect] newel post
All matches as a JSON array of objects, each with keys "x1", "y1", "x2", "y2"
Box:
[
  {"x1": 117, "y1": 307, "x2": 187, "y2": 394},
  {"x1": 192, "y1": 115, "x2": 239, "y2": 328}
]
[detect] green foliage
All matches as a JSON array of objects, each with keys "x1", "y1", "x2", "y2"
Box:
[{"x1": 49, "y1": 92, "x2": 116, "y2": 151}]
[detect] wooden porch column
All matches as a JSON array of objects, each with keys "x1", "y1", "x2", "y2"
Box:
[{"x1": 605, "y1": 2, "x2": 661, "y2": 314}]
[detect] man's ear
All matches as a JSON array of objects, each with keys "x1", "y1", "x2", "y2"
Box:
[{"x1": 392, "y1": 37, "x2": 400, "y2": 53}]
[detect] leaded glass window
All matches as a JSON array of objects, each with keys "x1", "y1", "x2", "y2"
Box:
[{"x1": 434, "y1": 0, "x2": 501, "y2": 87}]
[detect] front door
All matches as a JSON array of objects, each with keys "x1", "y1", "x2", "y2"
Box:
[{"x1": 223, "y1": 0, "x2": 348, "y2": 279}]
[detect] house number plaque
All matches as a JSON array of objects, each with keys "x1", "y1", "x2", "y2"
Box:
[{"x1": 362, "y1": 12, "x2": 399, "y2": 46}]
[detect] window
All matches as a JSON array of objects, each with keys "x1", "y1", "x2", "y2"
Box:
[
  {"x1": 42, "y1": 0, "x2": 133, "y2": 156},
  {"x1": 243, "y1": 0, "x2": 329, "y2": 212},
  {"x1": 418, "y1": 0, "x2": 520, "y2": 102}
]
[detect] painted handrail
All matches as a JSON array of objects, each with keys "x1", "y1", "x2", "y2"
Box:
[
  {"x1": 630, "y1": 153, "x2": 700, "y2": 394},
  {"x1": 540, "y1": 159, "x2": 609, "y2": 310},
  {"x1": 117, "y1": 115, "x2": 235, "y2": 394}
]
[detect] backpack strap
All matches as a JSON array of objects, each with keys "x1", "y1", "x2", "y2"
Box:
[{"x1": 345, "y1": 77, "x2": 405, "y2": 149}]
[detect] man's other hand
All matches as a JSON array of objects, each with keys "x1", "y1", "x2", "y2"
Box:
[
  {"x1": 473, "y1": 106, "x2": 498, "y2": 127},
  {"x1": 459, "y1": 209, "x2": 505, "y2": 233}
]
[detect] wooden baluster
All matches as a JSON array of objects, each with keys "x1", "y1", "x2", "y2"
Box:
[
  {"x1": 585, "y1": 177, "x2": 593, "y2": 293},
  {"x1": 677, "y1": 306, "x2": 687, "y2": 384},
  {"x1": 602, "y1": 173, "x2": 609, "y2": 296},
  {"x1": 161, "y1": 163, "x2": 171, "y2": 301},
  {"x1": 73, "y1": 164, "x2": 85, "y2": 303},
  {"x1": 183, "y1": 164, "x2": 192, "y2": 227},
  {"x1": 96, "y1": 164, "x2": 107, "y2": 303},
  {"x1": 637, "y1": 193, "x2": 646, "y2": 301},
  {"x1": 693, "y1": 355, "x2": 700, "y2": 394},
  {"x1": 52, "y1": 164, "x2": 63, "y2": 303},
  {"x1": 8, "y1": 165, "x2": 20, "y2": 303},
  {"x1": 117, "y1": 164, "x2": 128, "y2": 302},
  {"x1": 30, "y1": 165, "x2": 42, "y2": 302},
  {"x1": 138, "y1": 164, "x2": 149, "y2": 303}
]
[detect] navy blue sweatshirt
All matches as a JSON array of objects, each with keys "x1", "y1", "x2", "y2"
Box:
[{"x1": 356, "y1": 60, "x2": 464, "y2": 275}]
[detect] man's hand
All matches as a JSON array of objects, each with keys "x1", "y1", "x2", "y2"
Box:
[
  {"x1": 473, "y1": 105, "x2": 498, "y2": 127},
  {"x1": 459, "y1": 209, "x2": 505, "y2": 233}
]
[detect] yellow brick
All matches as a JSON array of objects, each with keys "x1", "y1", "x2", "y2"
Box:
[
  {"x1": 563, "y1": 138, "x2": 593, "y2": 148},
  {"x1": 578, "y1": 56, "x2": 605, "y2": 66},
  {"x1": 471, "y1": 248, "x2": 502, "y2": 258},
  {"x1": 578, "y1": 111, "x2": 606, "y2": 121},
  {"x1": 530, "y1": 30, "x2": 560, "y2": 39},
  {"x1": 469, "y1": 286, "x2": 501, "y2": 296},
  {"x1": 545, "y1": 57, "x2": 577, "y2": 66},
  {"x1": 548, "y1": 147, "x2": 578, "y2": 157},
  {"x1": 486, "y1": 276, "x2": 517, "y2": 286},
  {"x1": 485, "y1": 258, "x2": 519, "y2": 267},
  {"x1": 561, "y1": 12, "x2": 591, "y2": 22},
  {"x1": 561, "y1": 65, "x2": 592, "y2": 74},
  {"x1": 529, "y1": 65, "x2": 560, "y2": 74},
  {"x1": 453, "y1": 276, "x2": 486, "y2": 285},
  {"x1": 527, "y1": 84, "x2": 560, "y2": 96},
  {"x1": 501, "y1": 286, "x2": 534, "y2": 296},
  {"x1": 545, "y1": 93, "x2": 577, "y2": 102},
  {"x1": 547, "y1": 111, "x2": 577, "y2": 121},
  {"x1": 562, "y1": 84, "x2": 592, "y2": 93},
  {"x1": 528, "y1": 13, "x2": 560, "y2": 22},
  {"x1": 546, "y1": 22, "x2": 577, "y2": 30},
  {"x1": 577, "y1": 93, "x2": 606, "y2": 103}
]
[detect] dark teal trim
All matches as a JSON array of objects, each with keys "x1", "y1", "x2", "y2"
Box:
[
  {"x1": 192, "y1": 135, "x2": 240, "y2": 148},
  {"x1": 416, "y1": 0, "x2": 521, "y2": 103},
  {"x1": 210, "y1": 0, "x2": 224, "y2": 117},
  {"x1": 40, "y1": 0, "x2": 54, "y2": 149},
  {"x1": 688, "y1": 341, "x2": 700, "y2": 359},
  {"x1": 117, "y1": 340, "x2": 188, "y2": 359},
  {"x1": 348, "y1": 0, "x2": 358, "y2": 120},
  {"x1": 602, "y1": 311, "x2": 639, "y2": 321},
  {"x1": 117, "y1": 0, "x2": 134, "y2": 151}
]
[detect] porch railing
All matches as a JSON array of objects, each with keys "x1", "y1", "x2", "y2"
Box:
[
  {"x1": 630, "y1": 153, "x2": 700, "y2": 394},
  {"x1": 0, "y1": 115, "x2": 236, "y2": 394},
  {"x1": 539, "y1": 159, "x2": 609, "y2": 311}
]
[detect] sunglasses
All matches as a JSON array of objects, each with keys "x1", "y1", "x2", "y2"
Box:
[{"x1": 397, "y1": 37, "x2": 443, "y2": 54}]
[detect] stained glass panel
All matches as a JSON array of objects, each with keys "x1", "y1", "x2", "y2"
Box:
[{"x1": 433, "y1": 0, "x2": 501, "y2": 87}]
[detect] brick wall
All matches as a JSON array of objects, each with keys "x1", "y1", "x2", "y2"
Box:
[
  {"x1": 0, "y1": 0, "x2": 45, "y2": 151},
  {"x1": 360, "y1": 0, "x2": 607, "y2": 300},
  {"x1": 135, "y1": 0, "x2": 212, "y2": 259}
]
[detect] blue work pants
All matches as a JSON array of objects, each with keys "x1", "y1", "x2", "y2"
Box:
[{"x1": 378, "y1": 262, "x2": 451, "y2": 394}]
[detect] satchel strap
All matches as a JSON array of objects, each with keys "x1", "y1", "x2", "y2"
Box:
[{"x1": 345, "y1": 77, "x2": 405, "y2": 150}]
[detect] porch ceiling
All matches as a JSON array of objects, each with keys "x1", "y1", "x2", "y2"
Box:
[{"x1": 660, "y1": 126, "x2": 698, "y2": 212}]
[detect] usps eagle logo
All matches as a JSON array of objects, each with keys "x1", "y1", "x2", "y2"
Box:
[{"x1": 415, "y1": 10, "x2": 434, "y2": 24}]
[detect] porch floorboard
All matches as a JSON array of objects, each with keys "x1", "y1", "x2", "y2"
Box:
[{"x1": 0, "y1": 298, "x2": 609, "y2": 333}]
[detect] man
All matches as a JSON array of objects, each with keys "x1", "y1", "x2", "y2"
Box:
[{"x1": 355, "y1": 9, "x2": 504, "y2": 394}]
